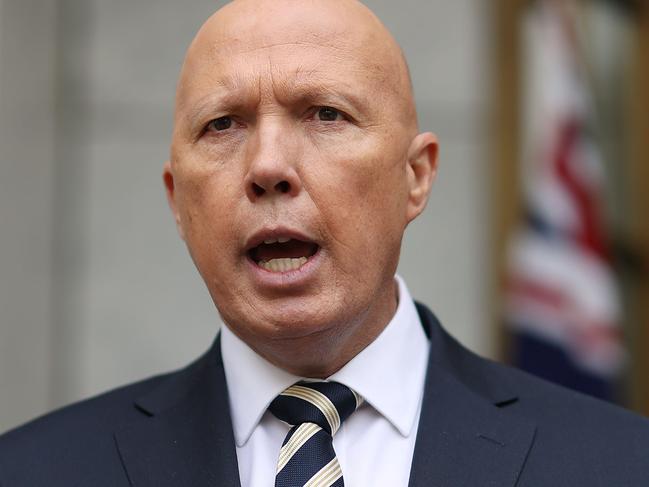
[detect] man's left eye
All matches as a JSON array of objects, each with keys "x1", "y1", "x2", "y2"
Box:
[{"x1": 317, "y1": 107, "x2": 344, "y2": 122}]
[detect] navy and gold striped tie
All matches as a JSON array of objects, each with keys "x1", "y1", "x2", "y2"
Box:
[{"x1": 269, "y1": 381, "x2": 363, "y2": 487}]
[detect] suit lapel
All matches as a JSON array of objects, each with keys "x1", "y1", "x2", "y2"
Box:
[
  {"x1": 113, "y1": 306, "x2": 535, "y2": 486},
  {"x1": 114, "y1": 334, "x2": 241, "y2": 487},
  {"x1": 408, "y1": 304, "x2": 536, "y2": 487}
]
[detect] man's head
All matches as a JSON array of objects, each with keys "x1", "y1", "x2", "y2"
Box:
[{"x1": 164, "y1": 0, "x2": 438, "y2": 376}]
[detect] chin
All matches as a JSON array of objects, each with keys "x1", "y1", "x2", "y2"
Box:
[{"x1": 220, "y1": 292, "x2": 357, "y2": 342}]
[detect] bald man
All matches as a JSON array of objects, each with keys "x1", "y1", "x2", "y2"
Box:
[{"x1": 1, "y1": 1, "x2": 648, "y2": 486}]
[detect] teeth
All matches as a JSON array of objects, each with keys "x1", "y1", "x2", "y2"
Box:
[
  {"x1": 263, "y1": 237, "x2": 292, "y2": 245},
  {"x1": 259, "y1": 257, "x2": 308, "y2": 272}
]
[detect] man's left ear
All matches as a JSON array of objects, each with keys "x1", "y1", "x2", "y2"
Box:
[{"x1": 405, "y1": 132, "x2": 438, "y2": 223}]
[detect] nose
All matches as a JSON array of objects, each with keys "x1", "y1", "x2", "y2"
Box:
[{"x1": 244, "y1": 123, "x2": 302, "y2": 201}]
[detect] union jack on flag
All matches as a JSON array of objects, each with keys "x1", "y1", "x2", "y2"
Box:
[{"x1": 505, "y1": 0, "x2": 625, "y2": 401}]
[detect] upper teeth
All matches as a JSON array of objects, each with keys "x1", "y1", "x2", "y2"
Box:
[{"x1": 263, "y1": 237, "x2": 291, "y2": 244}]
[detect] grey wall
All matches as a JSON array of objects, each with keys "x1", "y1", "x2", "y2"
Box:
[
  {"x1": 0, "y1": 0, "x2": 58, "y2": 433},
  {"x1": 0, "y1": 0, "x2": 492, "y2": 432}
]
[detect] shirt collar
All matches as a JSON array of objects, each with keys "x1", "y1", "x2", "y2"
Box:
[{"x1": 220, "y1": 275, "x2": 429, "y2": 447}]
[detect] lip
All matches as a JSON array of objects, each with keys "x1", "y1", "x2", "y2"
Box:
[
  {"x1": 244, "y1": 226, "x2": 320, "y2": 253},
  {"x1": 243, "y1": 226, "x2": 323, "y2": 288}
]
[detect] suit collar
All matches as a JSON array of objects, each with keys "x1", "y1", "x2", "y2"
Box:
[
  {"x1": 417, "y1": 302, "x2": 519, "y2": 407},
  {"x1": 114, "y1": 335, "x2": 241, "y2": 487},
  {"x1": 408, "y1": 303, "x2": 536, "y2": 487}
]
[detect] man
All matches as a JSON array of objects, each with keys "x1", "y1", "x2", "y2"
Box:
[{"x1": 1, "y1": 0, "x2": 648, "y2": 486}]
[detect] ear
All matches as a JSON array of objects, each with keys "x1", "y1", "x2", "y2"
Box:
[
  {"x1": 405, "y1": 132, "x2": 438, "y2": 223},
  {"x1": 162, "y1": 161, "x2": 185, "y2": 240}
]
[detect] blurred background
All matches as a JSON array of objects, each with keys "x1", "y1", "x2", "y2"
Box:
[{"x1": 0, "y1": 0, "x2": 647, "y2": 432}]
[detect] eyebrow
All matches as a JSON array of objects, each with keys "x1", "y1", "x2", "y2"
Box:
[
  {"x1": 182, "y1": 91, "x2": 243, "y2": 134},
  {"x1": 180, "y1": 70, "x2": 372, "y2": 134},
  {"x1": 285, "y1": 78, "x2": 369, "y2": 114}
]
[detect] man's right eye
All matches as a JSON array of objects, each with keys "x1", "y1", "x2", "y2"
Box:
[{"x1": 207, "y1": 116, "x2": 233, "y2": 131}]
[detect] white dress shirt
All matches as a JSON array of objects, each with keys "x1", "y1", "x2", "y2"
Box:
[{"x1": 220, "y1": 275, "x2": 430, "y2": 487}]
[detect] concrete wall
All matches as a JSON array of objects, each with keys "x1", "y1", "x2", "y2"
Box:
[
  {"x1": 0, "y1": 0, "x2": 58, "y2": 432},
  {"x1": 0, "y1": 0, "x2": 492, "y2": 432}
]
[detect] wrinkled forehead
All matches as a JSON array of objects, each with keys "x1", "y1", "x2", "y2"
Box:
[
  {"x1": 175, "y1": 2, "x2": 406, "y2": 114},
  {"x1": 178, "y1": 45, "x2": 387, "y2": 109}
]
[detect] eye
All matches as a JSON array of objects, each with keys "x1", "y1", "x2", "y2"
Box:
[
  {"x1": 317, "y1": 107, "x2": 344, "y2": 122},
  {"x1": 207, "y1": 116, "x2": 233, "y2": 131}
]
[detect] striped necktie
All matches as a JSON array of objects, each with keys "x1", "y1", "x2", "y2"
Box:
[{"x1": 269, "y1": 381, "x2": 363, "y2": 487}]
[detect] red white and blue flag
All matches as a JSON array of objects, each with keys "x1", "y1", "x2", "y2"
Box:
[{"x1": 505, "y1": 0, "x2": 625, "y2": 401}]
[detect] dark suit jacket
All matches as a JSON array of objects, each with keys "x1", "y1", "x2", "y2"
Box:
[{"x1": 1, "y1": 303, "x2": 648, "y2": 486}]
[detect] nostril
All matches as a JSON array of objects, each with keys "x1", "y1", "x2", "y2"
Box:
[
  {"x1": 275, "y1": 181, "x2": 290, "y2": 193},
  {"x1": 252, "y1": 182, "x2": 265, "y2": 197}
]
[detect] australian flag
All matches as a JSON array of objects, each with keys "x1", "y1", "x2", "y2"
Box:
[{"x1": 505, "y1": 0, "x2": 625, "y2": 402}]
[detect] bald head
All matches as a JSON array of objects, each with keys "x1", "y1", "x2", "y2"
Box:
[{"x1": 175, "y1": 0, "x2": 416, "y2": 135}]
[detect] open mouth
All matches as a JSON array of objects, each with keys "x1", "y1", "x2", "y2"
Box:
[{"x1": 248, "y1": 237, "x2": 320, "y2": 273}]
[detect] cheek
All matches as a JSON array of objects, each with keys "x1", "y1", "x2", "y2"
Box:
[
  {"x1": 307, "y1": 143, "x2": 409, "y2": 261},
  {"x1": 308, "y1": 132, "x2": 406, "y2": 198},
  {"x1": 176, "y1": 167, "x2": 241, "y2": 259}
]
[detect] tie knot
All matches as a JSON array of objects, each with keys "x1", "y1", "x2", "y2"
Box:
[{"x1": 269, "y1": 381, "x2": 363, "y2": 436}]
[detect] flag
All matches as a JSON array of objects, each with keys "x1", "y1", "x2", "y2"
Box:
[{"x1": 504, "y1": 0, "x2": 625, "y2": 401}]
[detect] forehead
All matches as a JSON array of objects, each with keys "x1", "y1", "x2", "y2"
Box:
[
  {"x1": 176, "y1": 5, "x2": 397, "y2": 112},
  {"x1": 184, "y1": 45, "x2": 383, "y2": 102}
]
